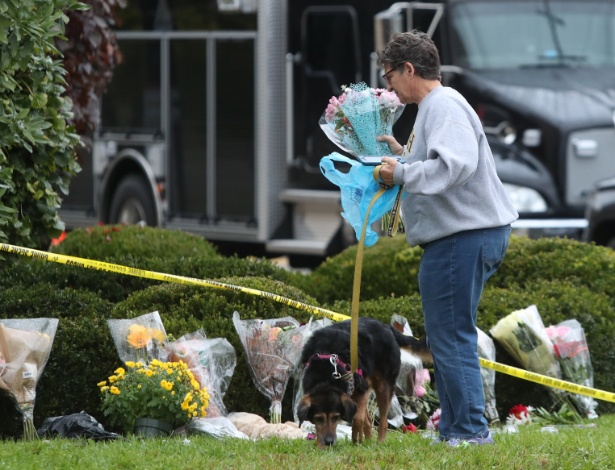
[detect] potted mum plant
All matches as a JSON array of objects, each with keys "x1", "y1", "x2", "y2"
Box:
[{"x1": 98, "y1": 359, "x2": 210, "y2": 435}]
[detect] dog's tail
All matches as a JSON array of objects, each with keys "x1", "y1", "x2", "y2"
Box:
[{"x1": 390, "y1": 327, "x2": 433, "y2": 363}]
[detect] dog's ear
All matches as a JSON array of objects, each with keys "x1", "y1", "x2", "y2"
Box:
[
  {"x1": 297, "y1": 395, "x2": 312, "y2": 426},
  {"x1": 341, "y1": 394, "x2": 357, "y2": 423}
]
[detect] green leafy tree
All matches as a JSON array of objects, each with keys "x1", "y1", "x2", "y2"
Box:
[
  {"x1": 0, "y1": 0, "x2": 83, "y2": 248},
  {"x1": 0, "y1": 0, "x2": 123, "y2": 249}
]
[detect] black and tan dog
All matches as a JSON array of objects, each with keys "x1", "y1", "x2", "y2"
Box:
[{"x1": 297, "y1": 317, "x2": 431, "y2": 448}]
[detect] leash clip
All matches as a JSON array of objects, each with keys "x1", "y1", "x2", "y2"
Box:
[{"x1": 329, "y1": 354, "x2": 342, "y2": 379}]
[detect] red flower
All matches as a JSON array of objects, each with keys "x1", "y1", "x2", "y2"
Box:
[
  {"x1": 509, "y1": 404, "x2": 529, "y2": 419},
  {"x1": 402, "y1": 423, "x2": 418, "y2": 434}
]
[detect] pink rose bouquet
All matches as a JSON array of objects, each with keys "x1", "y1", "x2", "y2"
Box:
[{"x1": 320, "y1": 82, "x2": 404, "y2": 158}]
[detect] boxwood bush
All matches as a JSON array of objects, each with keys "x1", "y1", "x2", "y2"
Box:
[
  {"x1": 1, "y1": 226, "x2": 291, "y2": 303},
  {"x1": 49, "y1": 225, "x2": 221, "y2": 260},
  {"x1": 290, "y1": 235, "x2": 420, "y2": 303}
]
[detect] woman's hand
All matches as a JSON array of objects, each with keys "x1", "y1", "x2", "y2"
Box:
[
  {"x1": 379, "y1": 157, "x2": 399, "y2": 187},
  {"x1": 377, "y1": 135, "x2": 403, "y2": 156}
]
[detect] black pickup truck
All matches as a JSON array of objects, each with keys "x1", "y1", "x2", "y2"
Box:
[
  {"x1": 375, "y1": 0, "x2": 615, "y2": 240},
  {"x1": 584, "y1": 178, "x2": 615, "y2": 248}
]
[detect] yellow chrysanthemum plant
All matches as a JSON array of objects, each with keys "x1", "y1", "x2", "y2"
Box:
[{"x1": 98, "y1": 359, "x2": 210, "y2": 433}]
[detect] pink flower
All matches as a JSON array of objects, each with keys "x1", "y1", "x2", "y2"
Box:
[
  {"x1": 545, "y1": 325, "x2": 571, "y2": 341},
  {"x1": 413, "y1": 369, "x2": 430, "y2": 398},
  {"x1": 426, "y1": 408, "x2": 441, "y2": 431}
]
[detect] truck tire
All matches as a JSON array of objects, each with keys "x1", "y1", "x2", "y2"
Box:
[{"x1": 109, "y1": 175, "x2": 157, "y2": 226}]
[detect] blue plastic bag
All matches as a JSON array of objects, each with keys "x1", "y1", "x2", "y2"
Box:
[{"x1": 320, "y1": 152, "x2": 404, "y2": 247}]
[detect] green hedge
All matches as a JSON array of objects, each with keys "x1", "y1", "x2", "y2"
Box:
[
  {"x1": 291, "y1": 235, "x2": 420, "y2": 303},
  {"x1": 1, "y1": 226, "x2": 291, "y2": 303},
  {"x1": 49, "y1": 225, "x2": 221, "y2": 260}
]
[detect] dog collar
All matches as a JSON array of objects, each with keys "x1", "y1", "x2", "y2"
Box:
[{"x1": 304, "y1": 353, "x2": 363, "y2": 396}]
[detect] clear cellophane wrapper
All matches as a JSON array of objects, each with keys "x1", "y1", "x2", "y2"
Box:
[
  {"x1": 166, "y1": 329, "x2": 237, "y2": 418},
  {"x1": 490, "y1": 305, "x2": 563, "y2": 401},
  {"x1": 389, "y1": 314, "x2": 427, "y2": 422},
  {"x1": 232, "y1": 311, "x2": 316, "y2": 423},
  {"x1": 0, "y1": 318, "x2": 58, "y2": 440},
  {"x1": 545, "y1": 319, "x2": 599, "y2": 419},
  {"x1": 107, "y1": 311, "x2": 168, "y2": 364},
  {"x1": 477, "y1": 327, "x2": 499, "y2": 424}
]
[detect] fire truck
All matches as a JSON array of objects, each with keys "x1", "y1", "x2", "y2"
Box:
[{"x1": 60, "y1": 0, "x2": 615, "y2": 264}]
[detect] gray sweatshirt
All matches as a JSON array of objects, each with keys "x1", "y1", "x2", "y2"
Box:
[{"x1": 392, "y1": 86, "x2": 518, "y2": 246}]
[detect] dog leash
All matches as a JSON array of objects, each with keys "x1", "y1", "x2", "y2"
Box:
[{"x1": 349, "y1": 164, "x2": 401, "y2": 373}]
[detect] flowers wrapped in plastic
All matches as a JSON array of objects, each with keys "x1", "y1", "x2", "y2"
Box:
[
  {"x1": 389, "y1": 314, "x2": 430, "y2": 421},
  {"x1": 0, "y1": 318, "x2": 58, "y2": 440},
  {"x1": 490, "y1": 305, "x2": 562, "y2": 382},
  {"x1": 166, "y1": 329, "x2": 237, "y2": 418},
  {"x1": 545, "y1": 319, "x2": 599, "y2": 419},
  {"x1": 319, "y1": 83, "x2": 406, "y2": 246},
  {"x1": 107, "y1": 311, "x2": 168, "y2": 365},
  {"x1": 477, "y1": 327, "x2": 499, "y2": 424},
  {"x1": 233, "y1": 312, "x2": 315, "y2": 424},
  {"x1": 320, "y1": 83, "x2": 405, "y2": 158},
  {"x1": 490, "y1": 304, "x2": 567, "y2": 409}
]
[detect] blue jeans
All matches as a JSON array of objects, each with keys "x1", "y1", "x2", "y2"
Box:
[{"x1": 419, "y1": 225, "x2": 511, "y2": 440}]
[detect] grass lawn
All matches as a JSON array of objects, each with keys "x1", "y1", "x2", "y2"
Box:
[{"x1": 0, "y1": 414, "x2": 613, "y2": 469}]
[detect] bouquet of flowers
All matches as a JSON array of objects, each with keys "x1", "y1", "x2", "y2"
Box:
[
  {"x1": 319, "y1": 84, "x2": 406, "y2": 246},
  {"x1": 477, "y1": 327, "x2": 499, "y2": 424},
  {"x1": 0, "y1": 318, "x2": 58, "y2": 440},
  {"x1": 320, "y1": 82, "x2": 404, "y2": 158},
  {"x1": 489, "y1": 305, "x2": 562, "y2": 384},
  {"x1": 391, "y1": 315, "x2": 427, "y2": 420},
  {"x1": 233, "y1": 312, "x2": 314, "y2": 423},
  {"x1": 545, "y1": 319, "x2": 598, "y2": 419},
  {"x1": 98, "y1": 359, "x2": 210, "y2": 433},
  {"x1": 107, "y1": 311, "x2": 168, "y2": 365},
  {"x1": 166, "y1": 329, "x2": 237, "y2": 418}
]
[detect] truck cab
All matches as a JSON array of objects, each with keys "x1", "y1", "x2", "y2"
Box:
[{"x1": 376, "y1": 0, "x2": 615, "y2": 239}]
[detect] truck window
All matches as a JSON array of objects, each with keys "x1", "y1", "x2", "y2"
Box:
[
  {"x1": 295, "y1": 7, "x2": 361, "y2": 173},
  {"x1": 450, "y1": 1, "x2": 615, "y2": 69},
  {"x1": 101, "y1": 40, "x2": 161, "y2": 132}
]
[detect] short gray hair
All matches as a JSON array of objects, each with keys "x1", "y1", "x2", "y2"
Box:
[{"x1": 376, "y1": 30, "x2": 441, "y2": 81}]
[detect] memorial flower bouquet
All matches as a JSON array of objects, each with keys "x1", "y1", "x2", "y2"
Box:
[
  {"x1": 107, "y1": 311, "x2": 168, "y2": 365},
  {"x1": 166, "y1": 329, "x2": 237, "y2": 418},
  {"x1": 320, "y1": 82, "x2": 404, "y2": 158},
  {"x1": 490, "y1": 305, "x2": 562, "y2": 384},
  {"x1": 545, "y1": 319, "x2": 598, "y2": 419},
  {"x1": 0, "y1": 318, "x2": 58, "y2": 440},
  {"x1": 319, "y1": 84, "x2": 406, "y2": 244},
  {"x1": 98, "y1": 359, "x2": 210, "y2": 433},
  {"x1": 232, "y1": 312, "x2": 313, "y2": 423}
]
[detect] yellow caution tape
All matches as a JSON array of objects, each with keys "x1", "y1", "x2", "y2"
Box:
[
  {"x1": 0, "y1": 243, "x2": 347, "y2": 322},
  {"x1": 2, "y1": 242, "x2": 614, "y2": 403},
  {"x1": 480, "y1": 358, "x2": 615, "y2": 403}
]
